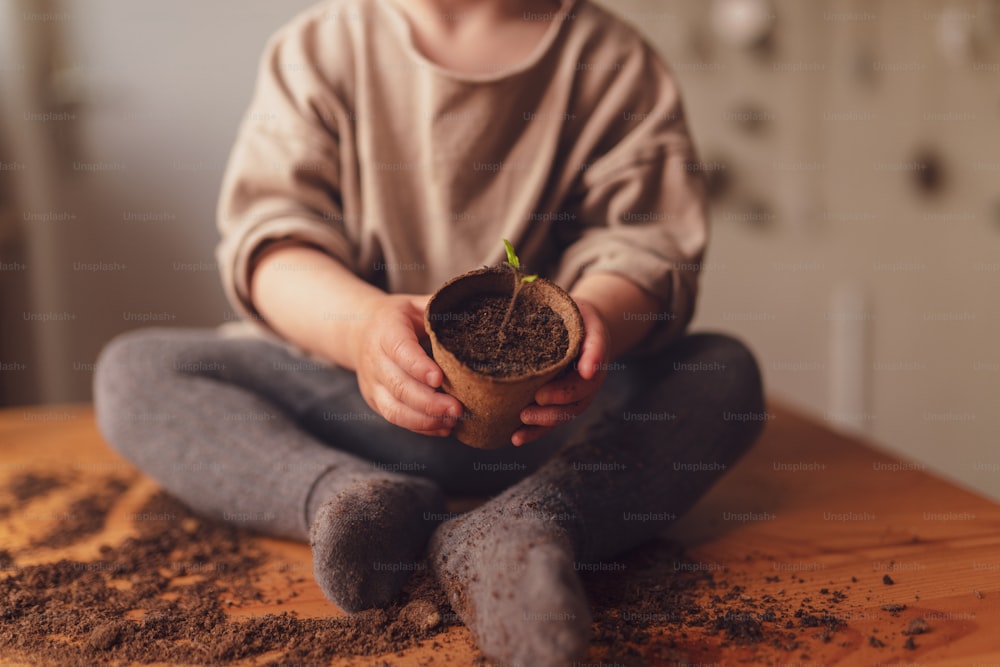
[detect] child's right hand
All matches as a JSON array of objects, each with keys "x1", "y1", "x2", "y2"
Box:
[
  {"x1": 250, "y1": 244, "x2": 461, "y2": 437},
  {"x1": 351, "y1": 294, "x2": 463, "y2": 437}
]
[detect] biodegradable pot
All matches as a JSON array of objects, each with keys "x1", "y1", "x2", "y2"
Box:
[{"x1": 424, "y1": 267, "x2": 584, "y2": 449}]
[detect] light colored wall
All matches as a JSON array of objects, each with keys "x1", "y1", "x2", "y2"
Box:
[
  {"x1": 0, "y1": 0, "x2": 316, "y2": 402},
  {"x1": 600, "y1": 0, "x2": 999, "y2": 499}
]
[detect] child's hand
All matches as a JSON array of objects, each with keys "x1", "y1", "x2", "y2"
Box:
[
  {"x1": 513, "y1": 298, "x2": 610, "y2": 446},
  {"x1": 353, "y1": 294, "x2": 463, "y2": 437}
]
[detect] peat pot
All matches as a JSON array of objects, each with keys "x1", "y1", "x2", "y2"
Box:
[{"x1": 424, "y1": 267, "x2": 584, "y2": 449}]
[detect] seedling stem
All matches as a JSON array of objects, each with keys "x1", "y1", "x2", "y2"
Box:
[{"x1": 498, "y1": 239, "x2": 537, "y2": 342}]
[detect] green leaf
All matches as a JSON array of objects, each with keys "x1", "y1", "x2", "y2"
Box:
[
  {"x1": 521, "y1": 274, "x2": 538, "y2": 283},
  {"x1": 502, "y1": 238, "x2": 520, "y2": 271}
]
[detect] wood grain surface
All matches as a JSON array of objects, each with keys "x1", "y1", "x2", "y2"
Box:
[{"x1": 1, "y1": 403, "x2": 998, "y2": 666}]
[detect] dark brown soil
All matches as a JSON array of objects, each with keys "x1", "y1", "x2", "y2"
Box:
[
  {"x1": 436, "y1": 293, "x2": 569, "y2": 377},
  {"x1": 0, "y1": 472, "x2": 68, "y2": 519},
  {"x1": 902, "y1": 617, "x2": 929, "y2": 635},
  {"x1": 881, "y1": 603, "x2": 906, "y2": 616},
  {"x1": 582, "y1": 543, "x2": 851, "y2": 662},
  {"x1": 9, "y1": 472, "x2": 66, "y2": 503},
  {"x1": 0, "y1": 478, "x2": 455, "y2": 666},
  {"x1": 1, "y1": 470, "x2": 867, "y2": 665},
  {"x1": 29, "y1": 475, "x2": 133, "y2": 550}
]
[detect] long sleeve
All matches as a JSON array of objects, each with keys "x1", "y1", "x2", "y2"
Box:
[
  {"x1": 215, "y1": 12, "x2": 358, "y2": 331},
  {"x1": 553, "y1": 42, "x2": 708, "y2": 355}
]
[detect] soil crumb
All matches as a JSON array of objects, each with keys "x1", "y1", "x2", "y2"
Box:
[
  {"x1": 29, "y1": 475, "x2": 133, "y2": 550},
  {"x1": 9, "y1": 472, "x2": 67, "y2": 504},
  {"x1": 0, "y1": 472, "x2": 69, "y2": 519},
  {"x1": 436, "y1": 292, "x2": 569, "y2": 377}
]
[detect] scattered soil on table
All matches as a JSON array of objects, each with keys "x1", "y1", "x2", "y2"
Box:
[
  {"x1": 29, "y1": 475, "x2": 133, "y2": 550},
  {"x1": 902, "y1": 617, "x2": 930, "y2": 635},
  {"x1": 0, "y1": 478, "x2": 454, "y2": 666},
  {"x1": 436, "y1": 294, "x2": 569, "y2": 377},
  {"x1": 0, "y1": 472, "x2": 68, "y2": 520},
  {"x1": 881, "y1": 603, "x2": 907, "y2": 616},
  {"x1": 9, "y1": 472, "x2": 67, "y2": 504},
  {"x1": 0, "y1": 470, "x2": 894, "y2": 665},
  {"x1": 582, "y1": 542, "x2": 853, "y2": 663}
]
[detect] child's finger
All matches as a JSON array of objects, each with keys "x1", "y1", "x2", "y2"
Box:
[
  {"x1": 511, "y1": 424, "x2": 553, "y2": 447},
  {"x1": 520, "y1": 403, "x2": 580, "y2": 428},
  {"x1": 413, "y1": 427, "x2": 454, "y2": 438},
  {"x1": 407, "y1": 294, "x2": 431, "y2": 311},
  {"x1": 575, "y1": 301, "x2": 609, "y2": 381},
  {"x1": 405, "y1": 295, "x2": 434, "y2": 343},
  {"x1": 535, "y1": 372, "x2": 595, "y2": 406},
  {"x1": 370, "y1": 382, "x2": 458, "y2": 433},
  {"x1": 378, "y1": 361, "x2": 460, "y2": 421},
  {"x1": 384, "y1": 330, "x2": 441, "y2": 387}
]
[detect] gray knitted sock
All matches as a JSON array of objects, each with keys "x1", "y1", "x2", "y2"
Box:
[
  {"x1": 309, "y1": 471, "x2": 445, "y2": 612},
  {"x1": 429, "y1": 484, "x2": 591, "y2": 667},
  {"x1": 429, "y1": 333, "x2": 765, "y2": 665}
]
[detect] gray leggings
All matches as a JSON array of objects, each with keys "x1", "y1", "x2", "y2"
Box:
[{"x1": 94, "y1": 328, "x2": 764, "y2": 545}]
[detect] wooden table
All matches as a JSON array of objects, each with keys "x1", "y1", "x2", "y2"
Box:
[{"x1": 1, "y1": 403, "x2": 998, "y2": 666}]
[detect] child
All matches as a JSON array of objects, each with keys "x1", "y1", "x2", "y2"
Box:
[{"x1": 95, "y1": 0, "x2": 765, "y2": 664}]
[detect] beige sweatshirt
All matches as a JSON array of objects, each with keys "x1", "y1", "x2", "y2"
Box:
[{"x1": 216, "y1": 0, "x2": 708, "y2": 354}]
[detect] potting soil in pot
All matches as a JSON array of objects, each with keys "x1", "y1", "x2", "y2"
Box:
[{"x1": 435, "y1": 294, "x2": 569, "y2": 377}]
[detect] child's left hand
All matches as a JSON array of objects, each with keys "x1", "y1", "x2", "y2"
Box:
[{"x1": 512, "y1": 298, "x2": 609, "y2": 446}]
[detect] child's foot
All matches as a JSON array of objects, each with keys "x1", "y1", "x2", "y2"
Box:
[
  {"x1": 429, "y1": 503, "x2": 591, "y2": 667},
  {"x1": 310, "y1": 475, "x2": 444, "y2": 612}
]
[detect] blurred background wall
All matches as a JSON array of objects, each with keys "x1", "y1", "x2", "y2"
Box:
[{"x1": 0, "y1": 0, "x2": 997, "y2": 498}]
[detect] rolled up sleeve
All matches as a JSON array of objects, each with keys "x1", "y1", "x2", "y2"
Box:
[
  {"x1": 215, "y1": 19, "x2": 355, "y2": 330},
  {"x1": 554, "y1": 50, "x2": 708, "y2": 355}
]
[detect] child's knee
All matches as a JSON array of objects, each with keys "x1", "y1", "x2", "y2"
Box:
[
  {"x1": 673, "y1": 333, "x2": 763, "y2": 399},
  {"x1": 95, "y1": 328, "x2": 218, "y2": 395},
  {"x1": 96, "y1": 330, "x2": 162, "y2": 395},
  {"x1": 93, "y1": 328, "x2": 184, "y2": 443},
  {"x1": 694, "y1": 334, "x2": 767, "y2": 447},
  {"x1": 701, "y1": 334, "x2": 763, "y2": 400}
]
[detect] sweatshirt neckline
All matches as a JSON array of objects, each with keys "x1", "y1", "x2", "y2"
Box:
[{"x1": 377, "y1": 0, "x2": 578, "y2": 84}]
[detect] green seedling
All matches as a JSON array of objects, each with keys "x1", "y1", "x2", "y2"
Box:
[{"x1": 498, "y1": 239, "x2": 537, "y2": 341}]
